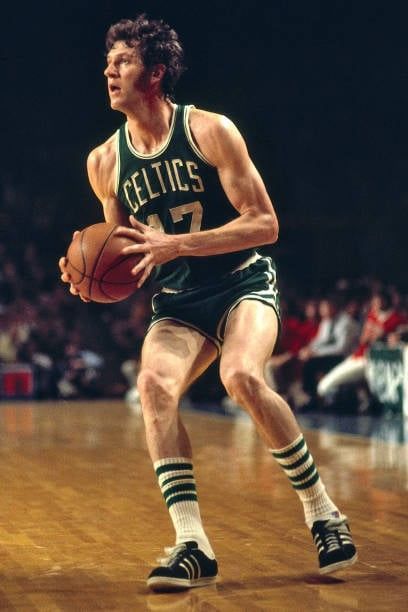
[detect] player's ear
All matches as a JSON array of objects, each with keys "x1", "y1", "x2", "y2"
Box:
[{"x1": 150, "y1": 64, "x2": 166, "y2": 84}]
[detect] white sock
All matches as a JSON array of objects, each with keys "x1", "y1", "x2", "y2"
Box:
[
  {"x1": 154, "y1": 457, "x2": 215, "y2": 559},
  {"x1": 270, "y1": 435, "x2": 342, "y2": 528}
]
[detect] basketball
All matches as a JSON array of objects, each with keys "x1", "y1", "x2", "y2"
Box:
[{"x1": 65, "y1": 222, "x2": 143, "y2": 303}]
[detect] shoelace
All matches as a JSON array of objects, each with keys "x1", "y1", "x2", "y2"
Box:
[
  {"x1": 156, "y1": 543, "x2": 188, "y2": 566},
  {"x1": 322, "y1": 519, "x2": 349, "y2": 552}
]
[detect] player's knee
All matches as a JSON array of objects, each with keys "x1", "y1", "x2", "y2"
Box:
[
  {"x1": 137, "y1": 367, "x2": 180, "y2": 406},
  {"x1": 220, "y1": 365, "x2": 263, "y2": 406}
]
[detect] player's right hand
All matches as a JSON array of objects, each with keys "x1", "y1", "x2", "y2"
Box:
[{"x1": 58, "y1": 232, "x2": 91, "y2": 302}]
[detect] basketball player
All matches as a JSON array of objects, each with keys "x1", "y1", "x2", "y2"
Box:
[{"x1": 59, "y1": 14, "x2": 357, "y2": 590}]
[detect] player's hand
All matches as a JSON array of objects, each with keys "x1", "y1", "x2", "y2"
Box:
[
  {"x1": 115, "y1": 217, "x2": 179, "y2": 288},
  {"x1": 58, "y1": 232, "x2": 91, "y2": 302}
]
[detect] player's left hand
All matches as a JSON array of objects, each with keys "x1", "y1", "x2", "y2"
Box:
[
  {"x1": 58, "y1": 233, "x2": 91, "y2": 302},
  {"x1": 115, "y1": 217, "x2": 179, "y2": 287}
]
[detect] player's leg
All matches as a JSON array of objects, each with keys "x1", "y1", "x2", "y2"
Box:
[
  {"x1": 138, "y1": 320, "x2": 219, "y2": 590},
  {"x1": 138, "y1": 320, "x2": 217, "y2": 459},
  {"x1": 219, "y1": 300, "x2": 357, "y2": 574},
  {"x1": 220, "y1": 300, "x2": 301, "y2": 446}
]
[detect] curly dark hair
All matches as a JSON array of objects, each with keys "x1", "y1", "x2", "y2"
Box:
[{"x1": 105, "y1": 13, "x2": 186, "y2": 99}]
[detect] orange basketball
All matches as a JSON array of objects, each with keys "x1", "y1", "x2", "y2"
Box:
[{"x1": 65, "y1": 222, "x2": 142, "y2": 303}]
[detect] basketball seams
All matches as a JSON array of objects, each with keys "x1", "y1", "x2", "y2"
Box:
[
  {"x1": 66, "y1": 232, "x2": 87, "y2": 293},
  {"x1": 97, "y1": 254, "x2": 140, "y2": 302},
  {"x1": 89, "y1": 224, "x2": 118, "y2": 300},
  {"x1": 65, "y1": 222, "x2": 141, "y2": 302},
  {"x1": 79, "y1": 230, "x2": 87, "y2": 278},
  {"x1": 99, "y1": 254, "x2": 141, "y2": 282},
  {"x1": 66, "y1": 261, "x2": 137, "y2": 284}
]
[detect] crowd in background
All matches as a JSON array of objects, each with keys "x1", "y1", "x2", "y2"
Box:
[
  {"x1": 0, "y1": 239, "x2": 152, "y2": 401},
  {"x1": 0, "y1": 169, "x2": 407, "y2": 414},
  {"x1": 264, "y1": 283, "x2": 408, "y2": 415},
  {"x1": 1, "y1": 230, "x2": 407, "y2": 416}
]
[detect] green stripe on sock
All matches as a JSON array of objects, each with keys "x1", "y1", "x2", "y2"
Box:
[
  {"x1": 166, "y1": 493, "x2": 198, "y2": 508},
  {"x1": 272, "y1": 438, "x2": 305, "y2": 459},
  {"x1": 163, "y1": 482, "x2": 197, "y2": 501},
  {"x1": 161, "y1": 474, "x2": 194, "y2": 487},
  {"x1": 288, "y1": 463, "x2": 316, "y2": 484},
  {"x1": 285, "y1": 450, "x2": 310, "y2": 471},
  {"x1": 155, "y1": 462, "x2": 193, "y2": 477},
  {"x1": 292, "y1": 470, "x2": 320, "y2": 490}
]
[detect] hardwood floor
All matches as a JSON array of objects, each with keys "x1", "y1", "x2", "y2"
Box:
[{"x1": 0, "y1": 400, "x2": 407, "y2": 610}]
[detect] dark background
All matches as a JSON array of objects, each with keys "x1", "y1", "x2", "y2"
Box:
[{"x1": 1, "y1": 0, "x2": 407, "y2": 293}]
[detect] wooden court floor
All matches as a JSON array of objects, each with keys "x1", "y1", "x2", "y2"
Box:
[{"x1": 0, "y1": 400, "x2": 407, "y2": 611}]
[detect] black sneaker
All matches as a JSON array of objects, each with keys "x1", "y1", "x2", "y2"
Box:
[
  {"x1": 147, "y1": 541, "x2": 218, "y2": 591},
  {"x1": 311, "y1": 517, "x2": 358, "y2": 574}
]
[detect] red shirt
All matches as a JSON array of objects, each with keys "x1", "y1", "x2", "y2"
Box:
[
  {"x1": 280, "y1": 316, "x2": 319, "y2": 355},
  {"x1": 353, "y1": 309, "x2": 407, "y2": 357}
]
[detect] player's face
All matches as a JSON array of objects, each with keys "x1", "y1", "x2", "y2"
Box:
[{"x1": 104, "y1": 41, "x2": 151, "y2": 112}]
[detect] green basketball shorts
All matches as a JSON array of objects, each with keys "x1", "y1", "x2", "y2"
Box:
[{"x1": 148, "y1": 254, "x2": 281, "y2": 352}]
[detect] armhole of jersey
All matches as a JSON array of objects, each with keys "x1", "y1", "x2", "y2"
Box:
[
  {"x1": 114, "y1": 129, "x2": 120, "y2": 196},
  {"x1": 183, "y1": 105, "x2": 214, "y2": 167}
]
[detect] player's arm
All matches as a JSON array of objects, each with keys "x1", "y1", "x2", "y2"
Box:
[
  {"x1": 181, "y1": 109, "x2": 279, "y2": 254},
  {"x1": 86, "y1": 136, "x2": 129, "y2": 226},
  {"x1": 59, "y1": 136, "x2": 129, "y2": 297},
  {"x1": 117, "y1": 110, "x2": 278, "y2": 284}
]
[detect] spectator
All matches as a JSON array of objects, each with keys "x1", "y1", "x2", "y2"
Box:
[
  {"x1": 0, "y1": 258, "x2": 20, "y2": 306},
  {"x1": 266, "y1": 298, "x2": 319, "y2": 405},
  {"x1": 56, "y1": 337, "x2": 104, "y2": 399},
  {"x1": 17, "y1": 335, "x2": 56, "y2": 399},
  {"x1": 297, "y1": 294, "x2": 360, "y2": 410},
  {"x1": 0, "y1": 305, "x2": 32, "y2": 364},
  {"x1": 317, "y1": 288, "x2": 408, "y2": 409}
]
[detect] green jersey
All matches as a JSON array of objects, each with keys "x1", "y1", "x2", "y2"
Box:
[{"x1": 115, "y1": 104, "x2": 255, "y2": 290}]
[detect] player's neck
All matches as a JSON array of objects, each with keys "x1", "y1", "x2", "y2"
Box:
[{"x1": 126, "y1": 99, "x2": 175, "y2": 155}]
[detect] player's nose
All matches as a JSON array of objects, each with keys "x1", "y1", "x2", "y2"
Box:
[{"x1": 104, "y1": 63, "x2": 117, "y2": 78}]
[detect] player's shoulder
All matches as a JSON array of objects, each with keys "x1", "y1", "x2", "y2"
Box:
[
  {"x1": 188, "y1": 106, "x2": 246, "y2": 164},
  {"x1": 87, "y1": 132, "x2": 117, "y2": 173},
  {"x1": 86, "y1": 132, "x2": 119, "y2": 197},
  {"x1": 189, "y1": 106, "x2": 239, "y2": 139}
]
